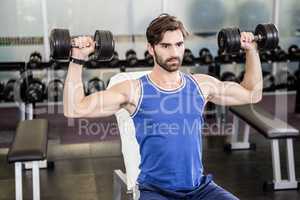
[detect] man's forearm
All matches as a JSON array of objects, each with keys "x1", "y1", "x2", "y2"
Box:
[
  {"x1": 63, "y1": 63, "x2": 85, "y2": 116},
  {"x1": 241, "y1": 49, "x2": 263, "y2": 92}
]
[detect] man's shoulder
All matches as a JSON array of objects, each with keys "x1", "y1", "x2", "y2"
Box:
[{"x1": 191, "y1": 73, "x2": 217, "y2": 83}]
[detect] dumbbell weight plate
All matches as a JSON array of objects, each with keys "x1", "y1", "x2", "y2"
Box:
[
  {"x1": 217, "y1": 29, "x2": 228, "y2": 53},
  {"x1": 87, "y1": 77, "x2": 106, "y2": 95},
  {"x1": 144, "y1": 51, "x2": 154, "y2": 66},
  {"x1": 221, "y1": 72, "x2": 237, "y2": 82},
  {"x1": 231, "y1": 28, "x2": 241, "y2": 53},
  {"x1": 263, "y1": 24, "x2": 277, "y2": 51},
  {"x1": 218, "y1": 28, "x2": 241, "y2": 53},
  {"x1": 255, "y1": 24, "x2": 278, "y2": 50},
  {"x1": 199, "y1": 48, "x2": 213, "y2": 64},
  {"x1": 183, "y1": 49, "x2": 194, "y2": 65},
  {"x1": 269, "y1": 24, "x2": 279, "y2": 49},
  {"x1": 224, "y1": 28, "x2": 237, "y2": 53},
  {"x1": 288, "y1": 45, "x2": 298, "y2": 55},
  {"x1": 109, "y1": 51, "x2": 120, "y2": 68},
  {"x1": 0, "y1": 82, "x2": 5, "y2": 102},
  {"x1": 94, "y1": 30, "x2": 115, "y2": 61},
  {"x1": 28, "y1": 51, "x2": 42, "y2": 68},
  {"x1": 3, "y1": 79, "x2": 17, "y2": 102},
  {"x1": 47, "y1": 79, "x2": 64, "y2": 102},
  {"x1": 26, "y1": 79, "x2": 45, "y2": 103},
  {"x1": 50, "y1": 29, "x2": 71, "y2": 60},
  {"x1": 126, "y1": 49, "x2": 138, "y2": 67},
  {"x1": 199, "y1": 48, "x2": 210, "y2": 57},
  {"x1": 255, "y1": 24, "x2": 267, "y2": 49}
]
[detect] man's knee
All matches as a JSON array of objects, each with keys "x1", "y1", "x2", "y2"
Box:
[
  {"x1": 192, "y1": 181, "x2": 239, "y2": 200},
  {"x1": 209, "y1": 182, "x2": 239, "y2": 200}
]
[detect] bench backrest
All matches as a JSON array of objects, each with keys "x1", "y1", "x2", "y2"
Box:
[{"x1": 107, "y1": 71, "x2": 151, "y2": 191}]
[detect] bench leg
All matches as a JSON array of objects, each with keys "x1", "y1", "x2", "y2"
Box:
[
  {"x1": 286, "y1": 139, "x2": 298, "y2": 188},
  {"x1": 113, "y1": 170, "x2": 137, "y2": 200},
  {"x1": 32, "y1": 161, "x2": 40, "y2": 200},
  {"x1": 231, "y1": 115, "x2": 239, "y2": 143},
  {"x1": 15, "y1": 162, "x2": 23, "y2": 200},
  {"x1": 225, "y1": 116, "x2": 252, "y2": 151},
  {"x1": 269, "y1": 139, "x2": 298, "y2": 190},
  {"x1": 271, "y1": 139, "x2": 282, "y2": 183}
]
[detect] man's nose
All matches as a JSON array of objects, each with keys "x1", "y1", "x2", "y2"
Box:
[{"x1": 169, "y1": 46, "x2": 180, "y2": 57}]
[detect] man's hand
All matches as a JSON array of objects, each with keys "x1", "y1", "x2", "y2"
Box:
[
  {"x1": 71, "y1": 36, "x2": 95, "y2": 61},
  {"x1": 240, "y1": 32, "x2": 257, "y2": 51}
]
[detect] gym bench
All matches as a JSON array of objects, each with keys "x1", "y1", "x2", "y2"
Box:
[
  {"x1": 226, "y1": 104, "x2": 299, "y2": 191},
  {"x1": 7, "y1": 119, "x2": 48, "y2": 200}
]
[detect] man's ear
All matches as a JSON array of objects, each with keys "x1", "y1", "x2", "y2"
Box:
[{"x1": 147, "y1": 43, "x2": 154, "y2": 56}]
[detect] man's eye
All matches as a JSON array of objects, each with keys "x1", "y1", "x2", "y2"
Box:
[
  {"x1": 177, "y1": 43, "x2": 183, "y2": 47},
  {"x1": 162, "y1": 44, "x2": 168, "y2": 48}
]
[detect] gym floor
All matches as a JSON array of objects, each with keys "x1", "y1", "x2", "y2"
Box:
[{"x1": 0, "y1": 93, "x2": 299, "y2": 200}]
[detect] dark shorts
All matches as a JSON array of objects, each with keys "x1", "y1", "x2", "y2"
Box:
[{"x1": 138, "y1": 175, "x2": 239, "y2": 200}]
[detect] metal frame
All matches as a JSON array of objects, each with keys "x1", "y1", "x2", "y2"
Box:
[
  {"x1": 270, "y1": 139, "x2": 298, "y2": 190},
  {"x1": 113, "y1": 170, "x2": 139, "y2": 200},
  {"x1": 14, "y1": 160, "x2": 42, "y2": 200},
  {"x1": 230, "y1": 113, "x2": 298, "y2": 190},
  {"x1": 228, "y1": 115, "x2": 251, "y2": 150}
]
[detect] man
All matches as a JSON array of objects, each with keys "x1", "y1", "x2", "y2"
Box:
[{"x1": 64, "y1": 14, "x2": 262, "y2": 200}]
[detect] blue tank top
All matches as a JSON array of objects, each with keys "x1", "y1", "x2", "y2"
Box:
[{"x1": 131, "y1": 72, "x2": 206, "y2": 191}]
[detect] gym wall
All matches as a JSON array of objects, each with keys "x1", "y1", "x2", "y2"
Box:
[{"x1": 0, "y1": 0, "x2": 299, "y2": 61}]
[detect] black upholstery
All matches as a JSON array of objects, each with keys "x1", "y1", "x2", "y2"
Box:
[
  {"x1": 7, "y1": 119, "x2": 48, "y2": 163},
  {"x1": 229, "y1": 104, "x2": 299, "y2": 139}
]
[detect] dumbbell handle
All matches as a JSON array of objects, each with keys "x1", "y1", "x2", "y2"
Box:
[
  {"x1": 70, "y1": 38, "x2": 95, "y2": 49},
  {"x1": 241, "y1": 34, "x2": 263, "y2": 43},
  {"x1": 253, "y1": 34, "x2": 263, "y2": 42}
]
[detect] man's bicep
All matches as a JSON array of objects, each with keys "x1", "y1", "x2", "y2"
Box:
[
  {"x1": 72, "y1": 81, "x2": 131, "y2": 118},
  {"x1": 208, "y1": 80, "x2": 253, "y2": 106}
]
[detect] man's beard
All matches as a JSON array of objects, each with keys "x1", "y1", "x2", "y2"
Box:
[{"x1": 153, "y1": 50, "x2": 182, "y2": 72}]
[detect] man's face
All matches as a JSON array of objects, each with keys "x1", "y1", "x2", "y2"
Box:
[{"x1": 148, "y1": 29, "x2": 185, "y2": 72}]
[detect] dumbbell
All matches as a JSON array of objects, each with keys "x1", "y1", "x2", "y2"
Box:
[
  {"x1": 86, "y1": 77, "x2": 106, "y2": 95},
  {"x1": 20, "y1": 72, "x2": 45, "y2": 103},
  {"x1": 182, "y1": 49, "x2": 195, "y2": 65},
  {"x1": 218, "y1": 24, "x2": 279, "y2": 53},
  {"x1": 221, "y1": 72, "x2": 238, "y2": 82},
  {"x1": 50, "y1": 29, "x2": 114, "y2": 61},
  {"x1": 126, "y1": 49, "x2": 138, "y2": 67},
  {"x1": 216, "y1": 49, "x2": 232, "y2": 63},
  {"x1": 46, "y1": 79, "x2": 64, "y2": 102},
  {"x1": 271, "y1": 46, "x2": 287, "y2": 62},
  {"x1": 28, "y1": 51, "x2": 42, "y2": 68},
  {"x1": 295, "y1": 69, "x2": 300, "y2": 83},
  {"x1": 288, "y1": 45, "x2": 300, "y2": 59},
  {"x1": 26, "y1": 78, "x2": 45, "y2": 103},
  {"x1": 259, "y1": 50, "x2": 272, "y2": 63},
  {"x1": 109, "y1": 51, "x2": 120, "y2": 68},
  {"x1": 3, "y1": 79, "x2": 17, "y2": 102},
  {"x1": 199, "y1": 48, "x2": 213, "y2": 64},
  {"x1": 144, "y1": 50, "x2": 154, "y2": 66},
  {"x1": 230, "y1": 49, "x2": 245, "y2": 63},
  {"x1": 0, "y1": 81, "x2": 5, "y2": 102}
]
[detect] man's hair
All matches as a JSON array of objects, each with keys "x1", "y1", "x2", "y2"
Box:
[{"x1": 146, "y1": 13, "x2": 189, "y2": 46}]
